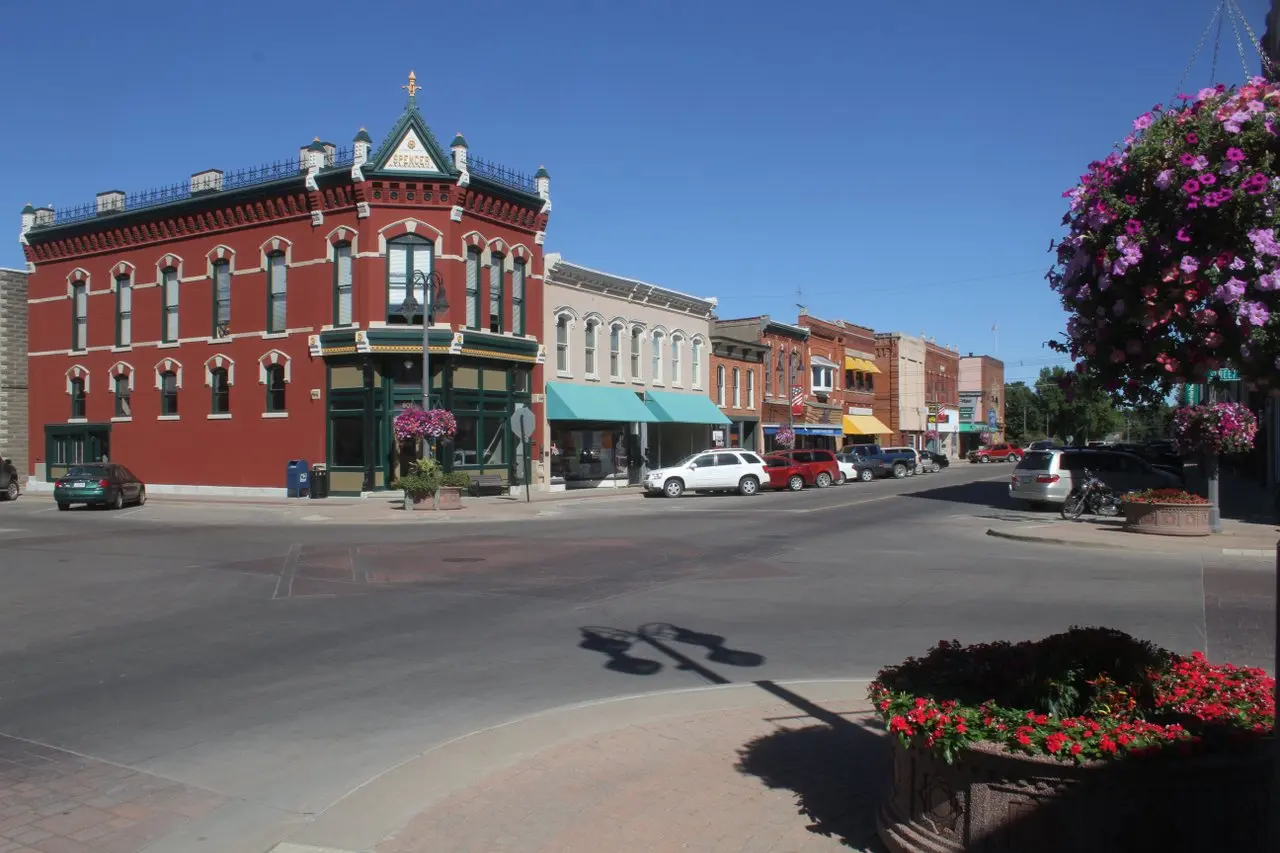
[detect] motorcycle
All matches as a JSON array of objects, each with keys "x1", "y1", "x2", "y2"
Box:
[{"x1": 1061, "y1": 468, "x2": 1120, "y2": 519}]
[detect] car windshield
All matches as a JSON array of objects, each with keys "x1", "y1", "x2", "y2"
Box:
[
  {"x1": 65, "y1": 465, "x2": 108, "y2": 478},
  {"x1": 673, "y1": 454, "x2": 701, "y2": 468},
  {"x1": 1015, "y1": 452, "x2": 1053, "y2": 471}
]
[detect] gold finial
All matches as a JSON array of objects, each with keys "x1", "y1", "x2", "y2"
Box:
[{"x1": 403, "y1": 71, "x2": 421, "y2": 99}]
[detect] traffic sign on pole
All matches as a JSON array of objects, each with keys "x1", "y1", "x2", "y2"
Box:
[{"x1": 510, "y1": 407, "x2": 536, "y2": 503}]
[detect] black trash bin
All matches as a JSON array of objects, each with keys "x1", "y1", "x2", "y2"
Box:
[{"x1": 309, "y1": 464, "x2": 329, "y2": 499}]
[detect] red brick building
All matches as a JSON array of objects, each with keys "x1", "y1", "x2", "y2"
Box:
[
  {"x1": 708, "y1": 324, "x2": 766, "y2": 450},
  {"x1": 711, "y1": 316, "x2": 810, "y2": 452},
  {"x1": 795, "y1": 311, "x2": 846, "y2": 450},
  {"x1": 19, "y1": 75, "x2": 549, "y2": 495},
  {"x1": 924, "y1": 341, "x2": 961, "y2": 456},
  {"x1": 836, "y1": 319, "x2": 888, "y2": 446}
]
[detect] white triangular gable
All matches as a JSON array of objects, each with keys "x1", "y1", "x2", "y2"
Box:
[{"x1": 385, "y1": 128, "x2": 440, "y2": 173}]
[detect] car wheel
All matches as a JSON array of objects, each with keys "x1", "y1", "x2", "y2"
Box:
[
  {"x1": 979, "y1": 455, "x2": 990, "y2": 463},
  {"x1": 663, "y1": 478, "x2": 685, "y2": 498},
  {"x1": 112, "y1": 491, "x2": 124, "y2": 510},
  {"x1": 136, "y1": 487, "x2": 147, "y2": 506},
  {"x1": 892, "y1": 464, "x2": 907, "y2": 479},
  {"x1": 837, "y1": 472, "x2": 848, "y2": 485},
  {"x1": 1008, "y1": 454, "x2": 1021, "y2": 464},
  {"x1": 858, "y1": 468, "x2": 874, "y2": 482},
  {"x1": 56, "y1": 502, "x2": 70, "y2": 511},
  {"x1": 738, "y1": 476, "x2": 759, "y2": 496},
  {"x1": 815, "y1": 472, "x2": 833, "y2": 488},
  {"x1": 787, "y1": 474, "x2": 804, "y2": 492},
  {"x1": 2, "y1": 480, "x2": 16, "y2": 501}
]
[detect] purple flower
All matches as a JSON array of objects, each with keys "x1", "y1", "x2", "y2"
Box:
[
  {"x1": 1230, "y1": 256, "x2": 1247, "y2": 270},
  {"x1": 1242, "y1": 173, "x2": 1269, "y2": 195},
  {"x1": 1214, "y1": 277, "x2": 1247, "y2": 304},
  {"x1": 1155, "y1": 169, "x2": 1174, "y2": 189},
  {"x1": 1125, "y1": 218, "x2": 1142, "y2": 235},
  {"x1": 1133, "y1": 113, "x2": 1154, "y2": 130},
  {"x1": 1179, "y1": 153, "x2": 1196, "y2": 166},
  {"x1": 1226, "y1": 147, "x2": 1247, "y2": 162},
  {"x1": 1192, "y1": 155, "x2": 1210, "y2": 171},
  {"x1": 1176, "y1": 227, "x2": 1192, "y2": 242},
  {"x1": 1199, "y1": 173, "x2": 1217, "y2": 186},
  {"x1": 1248, "y1": 228, "x2": 1280, "y2": 257},
  {"x1": 1183, "y1": 178, "x2": 1201, "y2": 194},
  {"x1": 1256, "y1": 271, "x2": 1280, "y2": 291},
  {"x1": 1198, "y1": 87, "x2": 1217, "y2": 101},
  {"x1": 1225, "y1": 122, "x2": 1244, "y2": 134},
  {"x1": 1180, "y1": 255, "x2": 1200, "y2": 274},
  {"x1": 1186, "y1": 132, "x2": 1199, "y2": 145},
  {"x1": 1239, "y1": 301, "x2": 1271, "y2": 327}
]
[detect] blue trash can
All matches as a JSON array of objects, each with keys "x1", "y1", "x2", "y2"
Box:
[{"x1": 286, "y1": 459, "x2": 310, "y2": 498}]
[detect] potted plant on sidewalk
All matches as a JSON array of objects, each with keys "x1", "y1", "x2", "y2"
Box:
[
  {"x1": 394, "y1": 458, "x2": 443, "y2": 511},
  {"x1": 1169, "y1": 401, "x2": 1258, "y2": 531},
  {"x1": 1120, "y1": 487, "x2": 1212, "y2": 536},
  {"x1": 436, "y1": 471, "x2": 471, "y2": 510}
]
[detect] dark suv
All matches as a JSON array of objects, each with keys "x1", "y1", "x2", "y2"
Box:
[
  {"x1": 0, "y1": 453, "x2": 18, "y2": 501},
  {"x1": 843, "y1": 444, "x2": 916, "y2": 479}
]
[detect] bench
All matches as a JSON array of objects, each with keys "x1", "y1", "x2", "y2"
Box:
[{"x1": 471, "y1": 473, "x2": 505, "y2": 497}]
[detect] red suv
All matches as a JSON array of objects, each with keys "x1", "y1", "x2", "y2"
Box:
[
  {"x1": 766, "y1": 449, "x2": 841, "y2": 487},
  {"x1": 967, "y1": 443, "x2": 1022, "y2": 464}
]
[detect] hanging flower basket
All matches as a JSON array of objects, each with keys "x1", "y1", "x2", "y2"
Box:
[
  {"x1": 924, "y1": 429, "x2": 940, "y2": 442},
  {"x1": 1049, "y1": 80, "x2": 1280, "y2": 403},
  {"x1": 979, "y1": 431, "x2": 993, "y2": 446},
  {"x1": 773, "y1": 426, "x2": 795, "y2": 449},
  {"x1": 1171, "y1": 401, "x2": 1258, "y2": 456},
  {"x1": 393, "y1": 405, "x2": 458, "y2": 442}
]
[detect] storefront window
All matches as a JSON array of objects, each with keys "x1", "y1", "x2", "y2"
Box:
[
  {"x1": 452, "y1": 414, "x2": 479, "y2": 468},
  {"x1": 331, "y1": 417, "x2": 364, "y2": 467},
  {"x1": 550, "y1": 425, "x2": 631, "y2": 484}
]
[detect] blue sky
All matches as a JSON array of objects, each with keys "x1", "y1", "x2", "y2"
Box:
[{"x1": 2, "y1": 0, "x2": 1269, "y2": 387}]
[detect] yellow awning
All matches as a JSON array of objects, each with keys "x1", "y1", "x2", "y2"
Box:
[
  {"x1": 843, "y1": 414, "x2": 891, "y2": 435},
  {"x1": 843, "y1": 356, "x2": 882, "y2": 374},
  {"x1": 844, "y1": 356, "x2": 860, "y2": 371},
  {"x1": 859, "y1": 358, "x2": 882, "y2": 374}
]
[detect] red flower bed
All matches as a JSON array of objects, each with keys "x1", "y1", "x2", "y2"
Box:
[
  {"x1": 1124, "y1": 487, "x2": 1209, "y2": 505},
  {"x1": 869, "y1": 627, "x2": 1274, "y2": 764}
]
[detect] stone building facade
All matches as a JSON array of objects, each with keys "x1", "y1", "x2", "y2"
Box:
[
  {"x1": 875, "y1": 332, "x2": 928, "y2": 447},
  {"x1": 0, "y1": 268, "x2": 28, "y2": 485}
]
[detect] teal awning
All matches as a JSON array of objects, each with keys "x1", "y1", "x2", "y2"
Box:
[
  {"x1": 644, "y1": 390, "x2": 732, "y2": 425},
  {"x1": 545, "y1": 382, "x2": 656, "y2": 423}
]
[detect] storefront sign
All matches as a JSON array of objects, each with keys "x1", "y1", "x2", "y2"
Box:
[
  {"x1": 959, "y1": 406, "x2": 974, "y2": 421},
  {"x1": 847, "y1": 406, "x2": 873, "y2": 416},
  {"x1": 712, "y1": 429, "x2": 725, "y2": 447}
]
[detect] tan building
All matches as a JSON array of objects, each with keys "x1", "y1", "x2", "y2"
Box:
[
  {"x1": 0, "y1": 268, "x2": 27, "y2": 487},
  {"x1": 875, "y1": 332, "x2": 927, "y2": 447},
  {"x1": 958, "y1": 354, "x2": 1005, "y2": 454}
]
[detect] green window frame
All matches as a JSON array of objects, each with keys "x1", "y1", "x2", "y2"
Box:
[
  {"x1": 334, "y1": 243, "x2": 353, "y2": 326},
  {"x1": 161, "y1": 268, "x2": 179, "y2": 343},
  {"x1": 69, "y1": 377, "x2": 86, "y2": 419},
  {"x1": 212, "y1": 261, "x2": 231, "y2": 338},
  {"x1": 71, "y1": 282, "x2": 87, "y2": 352},
  {"x1": 160, "y1": 371, "x2": 179, "y2": 416},
  {"x1": 386, "y1": 235, "x2": 431, "y2": 324},
  {"x1": 488, "y1": 254, "x2": 504, "y2": 334},
  {"x1": 267, "y1": 253, "x2": 287, "y2": 333},
  {"x1": 465, "y1": 247, "x2": 481, "y2": 329},
  {"x1": 210, "y1": 367, "x2": 230, "y2": 414},
  {"x1": 512, "y1": 258, "x2": 525, "y2": 336},
  {"x1": 115, "y1": 275, "x2": 132, "y2": 347},
  {"x1": 113, "y1": 375, "x2": 131, "y2": 417},
  {"x1": 265, "y1": 364, "x2": 286, "y2": 412}
]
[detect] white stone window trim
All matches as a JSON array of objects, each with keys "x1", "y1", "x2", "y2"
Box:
[
  {"x1": 262, "y1": 412, "x2": 289, "y2": 419},
  {"x1": 207, "y1": 413, "x2": 233, "y2": 421},
  {"x1": 65, "y1": 364, "x2": 90, "y2": 395},
  {"x1": 153, "y1": 358, "x2": 183, "y2": 390},
  {"x1": 582, "y1": 314, "x2": 603, "y2": 381},
  {"x1": 111, "y1": 416, "x2": 133, "y2": 423},
  {"x1": 157, "y1": 415, "x2": 181, "y2": 422},
  {"x1": 690, "y1": 336, "x2": 706, "y2": 390},
  {"x1": 650, "y1": 327, "x2": 666, "y2": 387},
  {"x1": 258, "y1": 349, "x2": 292, "y2": 384},
  {"x1": 554, "y1": 310, "x2": 575, "y2": 379},
  {"x1": 203, "y1": 354, "x2": 236, "y2": 387},
  {"x1": 670, "y1": 333, "x2": 685, "y2": 388}
]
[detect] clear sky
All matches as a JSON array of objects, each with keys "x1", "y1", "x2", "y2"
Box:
[{"x1": 2, "y1": 0, "x2": 1269, "y2": 387}]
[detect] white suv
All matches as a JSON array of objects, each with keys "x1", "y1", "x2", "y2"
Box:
[{"x1": 645, "y1": 450, "x2": 769, "y2": 498}]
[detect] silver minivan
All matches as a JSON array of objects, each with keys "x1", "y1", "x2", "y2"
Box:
[{"x1": 1009, "y1": 449, "x2": 1182, "y2": 507}]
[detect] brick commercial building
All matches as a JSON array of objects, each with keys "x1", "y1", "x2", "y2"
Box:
[
  {"x1": 794, "y1": 311, "x2": 846, "y2": 451},
  {"x1": 709, "y1": 322, "x2": 766, "y2": 451},
  {"x1": 712, "y1": 316, "x2": 810, "y2": 453},
  {"x1": 958, "y1": 354, "x2": 1005, "y2": 454},
  {"x1": 837, "y1": 318, "x2": 888, "y2": 446},
  {"x1": 924, "y1": 340, "x2": 961, "y2": 457},
  {"x1": 874, "y1": 331, "x2": 927, "y2": 448},
  {"x1": 0, "y1": 268, "x2": 28, "y2": 487},
  {"x1": 19, "y1": 74, "x2": 549, "y2": 495}
]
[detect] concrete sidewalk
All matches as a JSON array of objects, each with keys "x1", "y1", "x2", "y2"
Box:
[
  {"x1": 268, "y1": 680, "x2": 884, "y2": 853},
  {"x1": 986, "y1": 515, "x2": 1279, "y2": 557}
]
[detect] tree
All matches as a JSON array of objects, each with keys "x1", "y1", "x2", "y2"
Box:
[
  {"x1": 1033, "y1": 367, "x2": 1123, "y2": 445},
  {"x1": 1003, "y1": 382, "x2": 1044, "y2": 444}
]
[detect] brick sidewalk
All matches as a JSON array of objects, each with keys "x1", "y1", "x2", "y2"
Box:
[
  {"x1": 374, "y1": 702, "x2": 887, "y2": 853},
  {"x1": 0, "y1": 734, "x2": 224, "y2": 853},
  {"x1": 986, "y1": 515, "x2": 1279, "y2": 556}
]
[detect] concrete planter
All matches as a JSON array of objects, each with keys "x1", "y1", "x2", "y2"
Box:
[
  {"x1": 1122, "y1": 501, "x2": 1211, "y2": 536},
  {"x1": 434, "y1": 486, "x2": 463, "y2": 511},
  {"x1": 878, "y1": 739, "x2": 1269, "y2": 853}
]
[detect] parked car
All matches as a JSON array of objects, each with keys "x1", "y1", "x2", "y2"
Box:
[
  {"x1": 53, "y1": 463, "x2": 147, "y2": 511},
  {"x1": 1023, "y1": 439, "x2": 1059, "y2": 452},
  {"x1": 643, "y1": 450, "x2": 769, "y2": 498},
  {"x1": 845, "y1": 444, "x2": 917, "y2": 479},
  {"x1": 968, "y1": 442, "x2": 1022, "y2": 464},
  {"x1": 765, "y1": 449, "x2": 841, "y2": 487},
  {"x1": 882, "y1": 446, "x2": 924, "y2": 475},
  {"x1": 762, "y1": 455, "x2": 809, "y2": 492},
  {"x1": 1008, "y1": 449, "x2": 1181, "y2": 508},
  {"x1": 918, "y1": 450, "x2": 950, "y2": 473},
  {"x1": 834, "y1": 450, "x2": 880, "y2": 483},
  {"x1": 0, "y1": 453, "x2": 18, "y2": 501}
]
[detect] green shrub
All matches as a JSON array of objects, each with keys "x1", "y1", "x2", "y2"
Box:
[{"x1": 440, "y1": 472, "x2": 473, "y2": 489}]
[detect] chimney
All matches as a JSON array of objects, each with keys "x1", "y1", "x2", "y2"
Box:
[
  {"x1": 306, "y1": 138, "x2": 326, "y2": 172},
  {"x1": 191, "y1": 169, "x2": 224, "y2": 194},
  {"x1": 451, "y1": 133, "x2": 469, "y2": 170},
  {"x1": 321, "y1": 141, "x2": 336, "y2": 167},
  {"x1": 95, "y1": 191, "x2": 125, "y2": 215},
  {"x1": 20, "y1": 202, "x2": 34, "y2": 238},
  {"x1": 353, "y1": 128, "x2": 373, "y2": 168},
  {"x1": 34, "y1": 206, "x2": 54, "y2": 227},
  {"x1": 535, "y1": 165, "x2": 550, "y2": 199}
]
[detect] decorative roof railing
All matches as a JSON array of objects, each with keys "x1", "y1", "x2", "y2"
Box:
[
  {"x1": 467, "y1": 155, "x2": 538, "y2": 195},
  {"x1": 37, "y1": 147, "x2": 356, "y2": 229}
]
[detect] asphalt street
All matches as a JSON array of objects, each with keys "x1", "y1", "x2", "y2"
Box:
[{"x1": 0, "y1": 462, "x2": 1272, "y2": 851}]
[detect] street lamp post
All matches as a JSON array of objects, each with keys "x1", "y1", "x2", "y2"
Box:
[{"x1": 402, "y1": 270, "x2": 449, "y2": 463}]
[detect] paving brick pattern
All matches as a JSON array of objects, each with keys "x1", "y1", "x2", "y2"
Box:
[
  {"x1": 376, "y1": 704, "x2": 888, "y2": 853},
  {"x1": 0, "y1": 735, "x2": 225, "y2": 852}
]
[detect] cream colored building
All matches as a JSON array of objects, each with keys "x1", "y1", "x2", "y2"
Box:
[{"x1": 541, "y1": 255, "x2": 728, "y2": 489}]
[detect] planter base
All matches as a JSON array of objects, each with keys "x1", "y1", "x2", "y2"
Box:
[
  {"x1": 435, "y1": 486, "x2": 463, "y2": 511},
  {"x1": 1122, "y1": 501, "x2": 1211, "y2": 536}
]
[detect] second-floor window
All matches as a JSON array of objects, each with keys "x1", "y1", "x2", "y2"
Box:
[
  {"x1": 388, "y1": 235, "x2": 431, "y2": 324},
  {"x1": 811, "y1": 363, "x2": 834, "y2": 393},
  {"x1": 212, "y1": 262, "x2": 231, "y2": 338},
  {"x1": 114, "y1": 376, "x2": 131, "y2": 417},
  {"x1": 69, "y1": 377, "x2": 85, "y2": 419},
  {"x1": 651, "y1": 330, "x2": 664, "y2": 383},
  {"x1": 556, "y1": 314, "x2": 570, "y2": 374},
  {"x1": 630, "y1": 327, "x2": 642, "y2": 380},
  {"x1": 334, "y1": 244, "x2": 353, "y2": 326},
  {"x1": 584, "y1": 319, "x2": 597, "y2": 375},
  {"x1": 267, "y1": 254, "x2": 287, "y2": 333},
  {"x1": 160, "y1": 371, "x2": 179, "y2": 416},
  {"x1": 763, "y1": 351, "x2": 772, "y2": 395},
  {"x1": 210, "y1": 367, "x2": 230, "y2": 414},
  {"x1": 610, "y1": 324, "x2": 622, "y2": 379},
  {"x1": 161, "y1": 268, "x2": 179, "y2": 343},
  {"x1": 465, "y1": 247, "x2": 481, "y2": 329},
  {"x1": 747, "y1": 370, "x2": 755, "y2": 409},
  {"x1": 671, "y1": 336, "x2": 682, "y2": 384},
  {"x1": 512, "y1": 259, "x2": 526, "y2": 335},
  {"x1": 732, "y1": 368, "x2": 741, "y2": 408},
  {"x1": 71, "y1": 283, "x2": 87, "y2": 351},
  {"x1": 691, "y1": 339, "x2": 702, "y2": 387},
  {"x1": 488, "y1": 255, "x2": 504, "y2": 333},
  {"x1": 115, "y1": 276, "x2": 132, "y2": 347},
  {"x1": 716, "y1": 365, "x2": 726, "y2": 406}
]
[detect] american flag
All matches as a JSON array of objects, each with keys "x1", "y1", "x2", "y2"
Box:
[{"x1": 791, "y1": 386, "x2": 804, "y2": 407}]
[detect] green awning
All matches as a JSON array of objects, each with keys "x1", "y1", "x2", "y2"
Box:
[
  {"x1": 644, "y1": 390, "x2": 732, "y2": 425},
  {"x1": 545, "y1": 382, "x2": 656, "y2": 423}
]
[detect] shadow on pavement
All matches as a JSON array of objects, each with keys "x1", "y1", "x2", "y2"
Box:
[
  {"x1": 578, "y1": 623, "x2": 766, "y2": 682},
  {"x1": 902, "y1": 478, "x2": 1020, "y2": 510}
]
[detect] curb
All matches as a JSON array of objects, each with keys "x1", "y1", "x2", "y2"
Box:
[
  {"x1": 985, "y1": 527, "x2": 1116, "y2": 550},
  {"x1": 986, "y1": 527, "x2": 1275, "y2": 558}
]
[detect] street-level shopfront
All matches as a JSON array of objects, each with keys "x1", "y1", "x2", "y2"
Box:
[
  {"x1": 763, "y1": 424, "x2": 843, "y2": 451},
  {"x1": 643, "y1": 390, "x2": 732, "y2": 468},
  {"x1": 841, "y1": 410, "x2": 891, "y2": 449},
  {"x1": 546, "y1": 382, "x2": 652, "y2": 488},
  {"x1": 718, "y1": 417, "x2": 759, "y2": 451},
  {"x1": 312, "y1": 327, "x2": 538, "y2": 495},
  {"x1": 43, "y1": 423, "x2": 112, "y2": 482}
]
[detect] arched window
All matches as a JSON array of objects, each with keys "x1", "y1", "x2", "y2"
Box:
[
  {"x1": 732, "y1": 367, "x2": 741, "y2": 408},
  {"x1": 488, "y1": 252, "x2": 505, "y2": 334},
  {"x1": 465, "y1": 246, "x2": 481, "y2": 329},
  {"x1": 160, "y1": 371, "x2": 179, "y2": 416},
  {"x1": 584, "y1": 319, "x2": 598, "y2": 376},
  {"x1": 691, "y1": 339, "x2": 703, "y2": 388},
  {"x1": 747, "y1": 369, "x2": 755, "y2": 409},
  {"x1": 555, "y1": 314, "x2": 571, "y2": 374},
  {"x1": 671, "y1": 335, "x2": 683, "y2": 385},
  {"x1": 651, "y1": 330, "x2": 665, "y2": 384},
  {"x1": 333, "y1": 243, "x2": 353, "y2": 327},
  {"x1": 69, "y1": 377, "x2": 85, "y2": 419},
  {"x1": 716, "y1": 365, "x2": 726, "y2": 406},
  {"x1": 114, "y1": 375, "x2": 131, "y2": 418},
  {"x1": 265, "y1": 364, "x2": 286, "y2": 412},
  {"x1": 387, "y1": 235, "x2": 432, "y2": 325},
  {"x1": 210, "y1": 367, "x2": 230, "y2": 415},
  {"x1": 161, "y1": 267, "x2": 179, "y2": 343},
  {"x1": 266, "y1": 253, "x2": 287, "y2": 333},
  {"x1": 71, "y1": 282, "x2": 87, "y2": 352},
  {"x1": 630, "y1": 326, "x2": 643, "y2": 380},
  {"x1": 609, "y1": 323, "x2": 623, "y2": 379}
]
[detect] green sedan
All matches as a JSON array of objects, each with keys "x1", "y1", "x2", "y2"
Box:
[{"x1": 53, "y1": 463, "x2": 147, "y2": 511}]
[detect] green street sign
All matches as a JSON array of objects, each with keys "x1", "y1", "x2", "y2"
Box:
[{"x1": 1208, "y1": 368, "x2": 1239, "y2": 383}]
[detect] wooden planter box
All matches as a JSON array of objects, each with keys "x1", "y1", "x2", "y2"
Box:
[
  {"x1": 1122, "y1": 501, "x2": 1211, "y2": 536},
  {"x1": 878, "y1": 739, "x2": 1270, "y2": 853}
]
